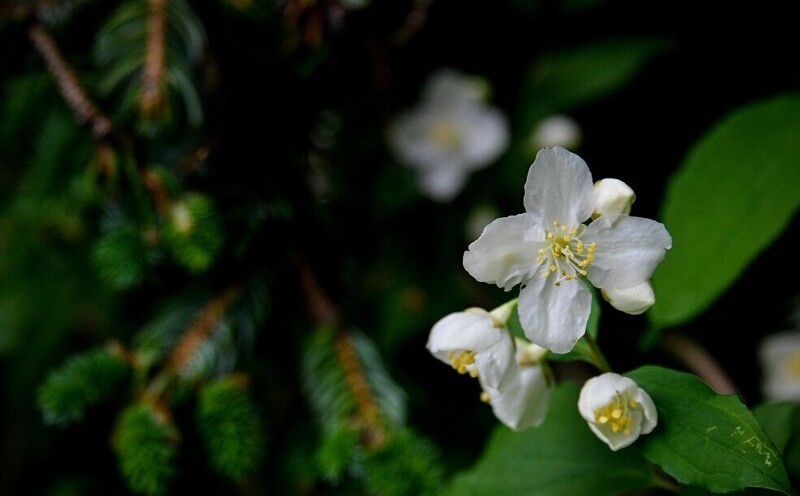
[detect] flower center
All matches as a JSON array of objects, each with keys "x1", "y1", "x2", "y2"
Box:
[
  {"x1": 448, "y1": 350, "x2": 479, "y2": 377},
  {"x1": 783, "y1": 351, "x2": 800, "y2": 379},
  {"x1": 430, "y1": 120, "x2": 462, "y2": 148},
  {"x1": 536, "y1": 220, "x2": 596, "y2": 285},
  {"x1": 594, "y1": 394, "x2": 638, "y2": 435}
]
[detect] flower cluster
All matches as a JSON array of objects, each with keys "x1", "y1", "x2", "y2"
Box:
[
  {"x1": 427, "y1": 146, "x2": 669, "y2": 449},
  {"x1": 388, "y1": 69, "x2": 509, "y2": 202},
  {"x1": 426, "y1": 302, "x2": 552, "y2": 431}
]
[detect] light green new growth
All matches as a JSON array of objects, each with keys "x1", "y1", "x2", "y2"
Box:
[
  {"x1": 196, "y1": 377, "x2": 265, "y2": 481},
  {"x1": 38, "y1": 347, "x2": 130, "y2": 425},
  {"x1": 112, "y1": 403, "x2": 177, "y2": 496},
  {"x1": 162, "y1": 194, "x2": 224, "y2": 273}
]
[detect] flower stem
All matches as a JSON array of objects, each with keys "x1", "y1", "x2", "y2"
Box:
[{"x1": 583, "y1": 334, "x2": 612, "y2": 373}]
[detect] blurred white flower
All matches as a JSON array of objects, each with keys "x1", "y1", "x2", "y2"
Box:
[
  {"x1": 759, "y1": 332, "x2": 800, "y2": 401},
  {"x1": 578, "y1": 372, "x2": 657, "y2": 451},
  {"x1": 463, "y1": 147, "x2": 672, "y2": 353},
  {"x1": 388, "y1": 69, "x2": 509, "y2": 202},
  {"x1": 529, "y1": 114, "x2": 583, "y2": 150}
]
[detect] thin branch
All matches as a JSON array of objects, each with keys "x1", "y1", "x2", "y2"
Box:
[
  {"x1": 140, "y1": 0, "x2": 168, "y2": 119},
  {"x1": 168, "y1": 285, "x2": 242, "y2": 373},
  {"x1": 390, "y1": 0, "x2": 433, "y2": 47},
  {"x1": 661, "y1": 331, "x2": 740, "y2": 395},
  {"x1": 27, "y1": 22, "x2": 114, "y2": 140},
  {"x1": 296, "y1": 254, "x2": 387, "y2": 448}
]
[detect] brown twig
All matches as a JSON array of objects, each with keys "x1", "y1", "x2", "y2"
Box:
[
  {"x1": 390, "y1": 0, "x2": 433, "y2": 47},
  {"x1": 27, "y1": 22, "x2": 114, "y2": 140},
  {"x1": 168, "y1": 285, "x2": 241, "y2": 373},
  {"x1": 140, "y1": 0, "x2": 168, "y2": 120},
  {"x1": 661, "y1": 331, "x2": 740, "y2": 395},
  {"x1": 296, "y1": 254, "x2": 387, "y2": 448}
]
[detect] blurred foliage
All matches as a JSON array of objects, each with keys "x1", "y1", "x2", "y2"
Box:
[{"x1": 0, "y1": 0, "x2": 797, "y2": 494}]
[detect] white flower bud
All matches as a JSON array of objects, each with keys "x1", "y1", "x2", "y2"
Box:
[
  {"x1": 601, "y1": 281, "x2": 655, "y2": 315},
  {"x1": 593, "y1": 178, "x2": 636, "y2": 218},
  {"x1": 578, "y1": 373, "x2": 657, "y2": 451}
]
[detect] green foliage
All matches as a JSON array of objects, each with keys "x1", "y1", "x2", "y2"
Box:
[
  {"x1": 112, "y1": 403, "x2": 178, "y2": 496},
  {"x1": 196, "y1": 377, "x2": 265, "y2": 481},
  {"x1": 38, "y1": 347, "x2": 130, "y2": 425},
  {"x1": 162, "y1": 194, "x2": 224, "y2": 273},
  {"x1": 361, "y1": 428, "x2": 444, "y2": 496},
  {"x1": 755, "y1": 403, "x2": 800, "y2": 453},
  {"x1": 628, "y1": 366, "x2": 793, "y2": 495},
  {"x1": 93, "y1": 0, "x2": 205, "y2": 132},
  {"x1": 515, "y1": 37, "x2": 671, "y2": 154},
  {"x1": 302, "y1": 327, "x2": 443, "y2": 494},
  {"x1": 92, "y1": 215, "x2": 159, "y2": 289},
  {"x1": 446, "y1": 382, "x2": 654, "y2": 496},
  {"x1": 650, "y1": 95, "x2": 800, "y2": 328}
]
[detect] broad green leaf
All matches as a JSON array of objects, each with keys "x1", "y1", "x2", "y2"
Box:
[
  {"x1": 650, "y1": 95, "x2": 800, "y2": 327},
  {"x1": 628, "y1": 366, "x2": 793, "y2": 494},
  {"x1": 754, "y1": 402, "x2": 800, "y2": 453},
  {"x1": 518, "y1": 37, "x2": 671, "y2": 145},
  {"x1": 445, "y1": 382, "x2": 654, "y2": 496}
]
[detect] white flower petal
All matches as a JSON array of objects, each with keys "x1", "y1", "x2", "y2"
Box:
[
  {"x1": 523, "y1": 147, "x2": 594, "y2": 226},
  {"x1": 463, "y1": 214, "x2": 544, "y2": 291},
  {"x1": 593, "y1": 178, "x2": 636, "y2": 217},
  {"x1": 426, "y1": 312, "x2": 499, "y2": 362},
  {"x1": 517, "y1": 275, "x2": 592, "y2": 353},
  {"x1": 417, "y1": 164, "x2": 468, "y2": 202},
  {"x1": 759, "y1": 332, "x2": 800, "y2": 401},
  {"x1": 530, "y1": 114, "x2": 583, "y2": 150},
  {"x1": 422, "y1": 68, "x2": 486, "y2": 106},
  {"x1": 460, "y1": 107, "x2": 509, "y2": 168},
  {"x1": 483, "y1": 364, "x2": 552, "y2": 431},
  {"x1": 601, "y1": 281, "x2": 655, "y2": 315},
  {"x1": 475, "y1": 331, "x2": 517, "y2": 390},
  {"x1": 583, "y1": 214, "x2": 672, "y2": 289}
]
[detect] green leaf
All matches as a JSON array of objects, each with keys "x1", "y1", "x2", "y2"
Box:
[
  {"x1": 446, "y1": 382, "x2": 654, "y2": 496},
  {"x1": 628, "y1": 366, "x2": 793, "y2": 495},
  {"x1": 517, "y1": 37, "x2": 671, "y2": 153},
  {"x1": 650, "y1": 95, "x2": 800, "y2": 327},
  {"x1": 754, "y1": 402, "x2": 800, "y2": 453}
]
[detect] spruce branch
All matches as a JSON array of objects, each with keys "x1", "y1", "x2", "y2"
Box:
[
  {"x1": 140, "y1": 0, "x2": 168, "y2": 121},
  {"x1": 26, "y1": 22, "x2": 114, "y2": 141},
  {"x1": 297, "y1": 255, "x2": 387, "y2": 448},
  {"x1": 167, "y1": 284, "x2": 241, "y2": 374}
]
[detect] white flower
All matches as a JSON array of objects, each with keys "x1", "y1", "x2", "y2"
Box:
[
  {"x1": 759, "y1": 332, "x2": 800, "y2": 401},
  {"x1": 426, "y1": 305, "x2": 516, "y2": 390},
  {"x1": 463, "y1": 147, "x2": 672, "y2": 353},
  {"x1": 388, "y1": 69, "x2": 509, "y2": 202},
  {"x1": 601, "y1": 281, "x2": 655, "y2": 315},
  {"x1": 578, "y1": 372, "x2": 657, "y2": 451},
  {"x1": 529, "y1": 114, "x2": 583, "y2": 151}
]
